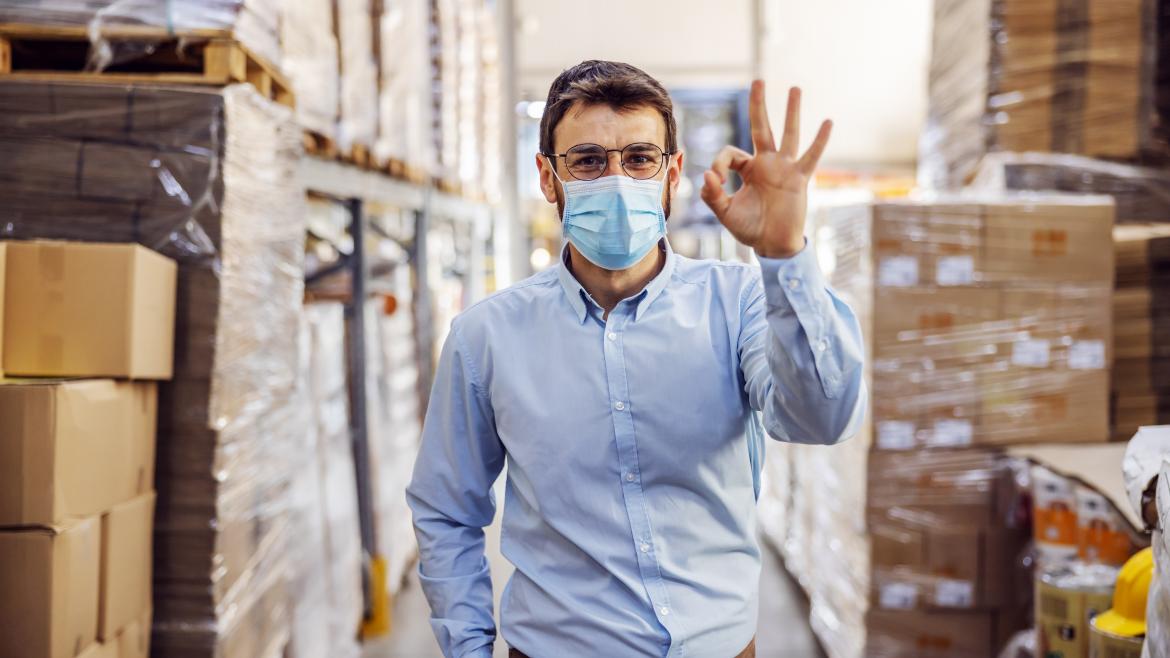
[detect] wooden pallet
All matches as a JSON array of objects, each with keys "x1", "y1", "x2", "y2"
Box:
[{"x1": 0, "y1": 22, "x2": 293, "y2": 107}]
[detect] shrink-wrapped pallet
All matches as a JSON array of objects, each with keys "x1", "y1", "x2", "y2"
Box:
[
  {"x1": 335, "y1": 0, "x2": 378, "y2": 152},
  {"x1": 374, "y1": 0, "x2": 433, "y2": 171},
  {"x1": 0, "y1": 80, "x2": 305, "y2": 658},
  {"x1": 775, "y1": 194, "x2": 1119, "y2": 657},
  {"x1": 0, "y1": 0, "x2": 284, "y2": 68},
  {"x1": 281, "y1": 0, "x2": 340, "y2": 138},
  {"x1": 920, "y1": 0, "x2": 1170, "y2": 188}
]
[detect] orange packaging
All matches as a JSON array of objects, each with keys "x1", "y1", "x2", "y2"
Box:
[
  {"x1": 1033, "y1": 465, "x2": 1078, "y2": 565},
  {"x1": 1075, "y1": 486, "x2": 1138, "y2": 567}
]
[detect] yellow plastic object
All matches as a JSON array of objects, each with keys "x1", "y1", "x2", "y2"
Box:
[
  {"x1": 1094, "y1": 547, "x2": 1154, "y2": 637},
  {"x1": 361, "y1": 556, "x2": 393, "y2": 639}
]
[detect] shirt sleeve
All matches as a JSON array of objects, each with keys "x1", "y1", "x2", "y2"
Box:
[
  {"x1": 406, "y1": 321, "x2": 505, "y2": 658},
  {"x1": 739, "y1": 241, "x2": 867, "y2": 444}
]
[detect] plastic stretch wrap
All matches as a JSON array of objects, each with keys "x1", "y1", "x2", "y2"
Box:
[
  {"x1": 819, "y1": 195, "x2": 1115, "y2": 450},
  {"x1": 771, "y1": 194, "x2": 1124, "y2": 657},
  {"x1": 362, "y1": 258, "x2": 424, "y2": 594},
  {"x1": 0, "y1": 0, "x2": 283, "y2": 70},
  {"x1": 280, "y1": 0, "x2": 339, "y2": 138},
  {"x1": 288, "y1": 303, "x2": 363, "y2": 658},
  {"x1": 0, "y1": 80, "x2": 306, "y2": 658},
  {"x1": 375, "y1": 0, "x2": 433, "y2": 169},
  {"x1": 335, "y1": 0, "x2": 378, "y2": 151},
  {"x1": 973, "y1": 155, "x2": 1170, "y2": 439},
  {"x1": 920, "y1": 0, "x2": 1170, "y2": 188}
]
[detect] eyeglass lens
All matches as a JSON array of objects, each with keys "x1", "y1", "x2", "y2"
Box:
[{"x1": 564, "y1": 143, "x2": 665, "y2": 181}]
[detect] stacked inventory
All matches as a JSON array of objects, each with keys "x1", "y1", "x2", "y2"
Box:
[
  {"x1": 919, "y1": 0, "x2": 1170, "y2": 188},
  {"x1": 972, "y1": 153, "x2": 1170, "y2": 440},
  {"x1": 429, "y1": 0, "x2": 502, "y2": 197},
  {"x1": 1112, "y1": 225, "x2": 1170, "y2": 438},
  {"x1": 0, "y1": 241, "x2": 176, "y2": 658},
  {"x1": 287, "y1": 303, "x2": 364, "y2": 658},
  {"x1": 363, "y1": 253, "x2": 425, "y2": 593},
  {"x1": 787, "y1": 194, "x2": 1115, "y2": 657},
  {"x1": 335, "y1": 0, "x2": 379, "y2": 155},
  {"x1": 374, "y1": 0, "x2": 434, "y2": 174},
  {"x1": 281, "y1": 0, "x2": 341, "y2": 139},
  {"x1": 0, "y1": 80, "x2": 307, "y2": 657},
  {"x1": 0, "y1": 1, "x2": 284, "y2": 68}
]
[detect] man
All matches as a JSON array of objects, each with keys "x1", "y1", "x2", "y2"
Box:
[{"x1": 407, "y1": 60, "x2": 866, "y2": 658}]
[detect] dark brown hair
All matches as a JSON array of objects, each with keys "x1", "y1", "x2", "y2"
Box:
[{"x1": 539, "y1": 60, "x2": 678, "y2": 156}]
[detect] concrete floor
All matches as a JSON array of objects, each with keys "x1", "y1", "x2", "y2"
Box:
[{"x1": 365, "y1": 490, "x2": 824, "y2": 658}]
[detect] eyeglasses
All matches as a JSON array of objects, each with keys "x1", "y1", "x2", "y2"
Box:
[{"x1": 543, "y1": 142, "x2": 674, "y2": 181}]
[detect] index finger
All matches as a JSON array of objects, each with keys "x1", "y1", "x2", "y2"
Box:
[{"x1": 749, "y1": 79, "x2": 776, "y2": 153}]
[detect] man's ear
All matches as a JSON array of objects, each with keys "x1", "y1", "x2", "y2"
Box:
[
  {"x1": 668, "y1": 148, "x2": 685, "y2": 193},
  {"x1": 536, "y1": 153, "x2": 559, "y2": 204}
]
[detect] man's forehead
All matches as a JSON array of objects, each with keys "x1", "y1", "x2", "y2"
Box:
[{"x1": 553, "y1": 103, "x2": 666, "y2": 150}]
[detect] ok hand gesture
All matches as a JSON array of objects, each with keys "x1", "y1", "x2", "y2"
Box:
[{"x1": 700, "y1": 80, "x2": 832, "y2": 259}]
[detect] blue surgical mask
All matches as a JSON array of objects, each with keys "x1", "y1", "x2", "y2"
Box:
[{"x1": 554, "y1": 171, "x2": 667, "y2": 271}]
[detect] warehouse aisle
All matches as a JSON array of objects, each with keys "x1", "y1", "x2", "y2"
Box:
[{"x1": 368, "y1": 475, "x2": 823, "y2": 657}]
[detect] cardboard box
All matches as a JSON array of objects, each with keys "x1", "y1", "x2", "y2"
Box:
[
  {"x1": 874, "y1": 203, "x2": 984, "y2": 287},
  {"x1": 0, "y1": 242, "x2": 5, "y2": 378},
  {"x1": 0, "y1": 379, "x2": 157, "y2": 525},
  {"x1": 0, "y1": 517, "x2": 101, "y2": 658},
  {"x1": 979, "y1": 369, "x2": 1110, "y2": 444},
  {"x1": 981, "y1": 201, "x2": 1114, "y2": 284},
  {"x1": 77, "y1": 642, "x2": 118, "y2": 658},
  {"x1": 99, "y1": 493, "x2": 155, "y2": 641},
  {"x1": 1, "y1": 240, "x2": 177, "y2": 379},
  {"x1": 866, "y1": 609, "x2": 994, "y2": 657},
  {"x1": 115, "y1": 609, "x2": 151, "y2": 658}
]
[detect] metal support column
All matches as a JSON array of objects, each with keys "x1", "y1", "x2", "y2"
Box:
[
  {"x1": 413, "y1": 194, "x2": 435, "y2": 409},
  {"x1": 345, "y1": 197, "x2": 391, "y2": 637}
]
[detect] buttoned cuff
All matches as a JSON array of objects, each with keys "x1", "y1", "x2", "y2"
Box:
[{"x1": 756, "y1": 240, "x2": 844, "y2": 398}]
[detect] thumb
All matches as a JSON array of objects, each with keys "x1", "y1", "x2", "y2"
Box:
[{"x1": 700, "y1": 170, "x2": 731, "y2": 220}]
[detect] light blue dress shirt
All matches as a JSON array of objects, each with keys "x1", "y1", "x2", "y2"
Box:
[{"x1": 407, "y1": 240, "x2": 866, "y2": 658}]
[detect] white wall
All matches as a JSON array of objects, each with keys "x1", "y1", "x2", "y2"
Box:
[
  {"x1": 514, "y1": 0, "x2": 756, "y2": 98},
  {"x1": 513, "y1": 0, "x2": 933, "y2": 165},
  {"x1": 761, "y1": 0, "x2": 933, "y2": 166}
]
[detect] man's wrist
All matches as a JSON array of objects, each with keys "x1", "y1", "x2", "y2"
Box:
[{"x1": 754, "y1": 238, "x2": 805, "y2": 260}]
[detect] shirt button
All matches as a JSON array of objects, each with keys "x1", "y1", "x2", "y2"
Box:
[
  {"x1": 660, "y1": 607, "x2": 670, "y2": 616},
  {"x1": 614, "y1": 401, "x2": 625, "y2": 411},
  {"x1": 625, "y1": 472, "x2": 636, "y2": 482},
  {"x1": 817, "y1": 338, "x2": 829, "y2": 352},
  {"x1": 640, "y1": 542, "x2": 650, "y2": 553},
  {"x1": 607, "y1": 331, "x2": 617, "y2": 341},
  {"x1": 788, "y1": 278, "x2": 801, "y2": 290}
]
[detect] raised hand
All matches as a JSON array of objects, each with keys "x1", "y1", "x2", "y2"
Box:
[{"x1": 699, "y1": 80, "x2": 832, "y2": 259}]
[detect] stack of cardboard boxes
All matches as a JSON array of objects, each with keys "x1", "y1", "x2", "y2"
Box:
[
  {"x1": 0, "y1": 80, "x2": 308, "y2": 657},
  {"x1": 783, "y1": 194, "x2": 1116, "y2": 657},
  {"x1": 972, "y1": 153, "x2": 1170, "y2": 440},
  {"x1": 0, "y1": 241, "x2": 177, "y2": 658},
  {"x1": 919, "y1": 0, "x2": 1170, "y2": 188}
]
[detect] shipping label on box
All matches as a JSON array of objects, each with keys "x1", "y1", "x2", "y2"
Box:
[
  {"x1": 1, "y1": 241, "x2": 177, "y2": 379},
  {"x1": 99, "y1": 493, "x2": 155, "y2": 641},
  {"x1": 0, "y1": 380, "x2": 157, "y2": 525},
  {"x1": 0, "y1": 517, "x2": 101, "y2": 658}
]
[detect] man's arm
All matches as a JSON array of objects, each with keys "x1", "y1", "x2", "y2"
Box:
[
  {"x1": 739, "y1": 245, "x2": 866, "y2": 444},
  {"x1": 406, "y1": 321, "x2": 505, "y2": 658}
]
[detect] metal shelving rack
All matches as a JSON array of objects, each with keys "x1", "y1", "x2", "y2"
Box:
[{"x1": 298, "y1": 154, "x2": 495, "y2": 638}]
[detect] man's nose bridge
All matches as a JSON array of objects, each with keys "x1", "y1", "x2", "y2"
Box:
[{"x1": 602, "y1": 150, "x2": 624, "y2": 177}]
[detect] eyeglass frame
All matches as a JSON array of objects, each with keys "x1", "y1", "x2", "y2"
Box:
[{"x1": 542, "y1": 142, "x2": 677, "y2": 181}]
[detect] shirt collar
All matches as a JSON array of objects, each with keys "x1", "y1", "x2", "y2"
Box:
[{"x1": 556, "y1": 239, "x2": 677, "y2": 324}]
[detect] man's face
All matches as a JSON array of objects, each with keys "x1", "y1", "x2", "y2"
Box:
[{"x1": 536, "y1": 102, "x2": 684, "y2": 219}]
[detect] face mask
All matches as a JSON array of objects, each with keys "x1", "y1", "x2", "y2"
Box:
[{"x1": 554, "y1": 170, "x2": 667, "y2": 271}]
